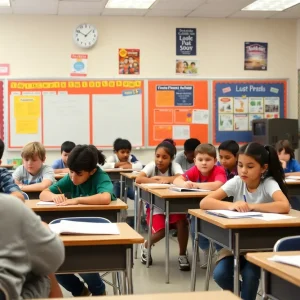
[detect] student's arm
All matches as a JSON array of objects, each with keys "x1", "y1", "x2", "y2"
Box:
[
  {"x1": 135, "y1": 162, "x2": 158, "y2": 183},
  {"x1": 286, "y1": 172, "x2": 300, "y2": 176},
  {"x1": 173, "y1": 175, "x2": 189, "y2": 187},
  {"x1": 11, "y1": 191, "x2": 25, "y2": 201},
  {"x1": 58, "y1": 192, "x2": 112, "y2": 206},
  {"x1": 196, "y1": 181, "x2": 224, "y2": 191},
  {"x1": 102, "y1": 155, "x2": 117, "y2": 169},
  {"x1": 39, "y1": 176, "x2": 69, "y2": 202},
  {"x1": 53, "y1": 168, "x2": 69, "y2": 174},
  {"x1": 12, "y1": 165, "x2": 23, "y2": 184},
  {"x1": 21, "y1": 179, "x2": 53, "y2": 192},
  {"x1": 0, "y1": 168, "x2": 25, "y2": 201}
]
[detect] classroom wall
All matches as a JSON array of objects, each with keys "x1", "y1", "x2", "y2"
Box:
[{"x1": 0, "y1": 16, "x2": 297, "y2": 165}]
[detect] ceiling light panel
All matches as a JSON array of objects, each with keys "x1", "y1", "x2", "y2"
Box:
[
  {"x1": 105, "y1": 0, "x2": 157, "y2": 9},
  {"x1": 242, "y1": 0, "x2": 300, "y2": 11}
]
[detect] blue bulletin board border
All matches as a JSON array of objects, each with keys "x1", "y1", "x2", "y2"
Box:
[{"x1": 213, "y1": 80, "x2": 287, "y2": 144}]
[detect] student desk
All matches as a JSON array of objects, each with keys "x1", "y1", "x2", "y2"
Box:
[
  {"x1": 246, "y1": 251, "x2": 300, "y2": 300},
  {"x1": 189, "y1": 209, "x2": 300, "y2": 296},
  {"x1": 57, "y1": 223, "x2": 144, "y2": 295},
  {"x1": 25, "y1": 199, "x2": 128, "y2": 223},
  {"x1": 54, "y1": 173, "x2": 68, "y2": 180},
  {"x1": 120, "y1": 172, "x2": 138, "y2": 202},
  {"x1": 136, "y1": 184, "x2": 210, "y2": 283},
  {"x1": 1, "y1": 164, "x2": 14, "y2": 170},
  {"x1": 21, "y1": 186, "x2": 41, "y2": 199},
  {"x1": 39, "y1": 290, "x2": 241, "y2": 300},
  {"x1": 104, "y1": 168, "x2": 134, "y2": 182},
  {"x1": 286, "y1": 181, "x2": 300, "y2": 196}
]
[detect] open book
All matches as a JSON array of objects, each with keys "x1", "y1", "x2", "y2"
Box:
[
  {"x1": 206, "y1": 210, "x2": 263, "y2": 219},
  {"x1": 269, "y1": 255, "x2": 300, "y2": 268},
  {"x1": 49, "y1": 220, "x2": 120, "y2": 235},
  {"x1": 169, "y1": 186, "x2": 211, "y2": 192}
]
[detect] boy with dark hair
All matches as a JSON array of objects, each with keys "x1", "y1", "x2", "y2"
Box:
[
  {"x1": 0, "y1": 139, "x2": 24, "y2": 201},
  {"x1": 52, "y1": 141, "x2": 76, "y2": 174},
  {"x1": 174, "y1": 138, "x2": 201, "y2": 171}
]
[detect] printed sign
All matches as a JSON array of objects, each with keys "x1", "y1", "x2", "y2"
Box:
[
  {"x1": 244, "y1": 42, "x2": 268, "y2": 71},
  {"x1": 176, "y1": 28, "x2": 196, "y2": 56}
]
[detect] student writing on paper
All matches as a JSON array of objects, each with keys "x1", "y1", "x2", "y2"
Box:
[
  {"x1": 136, "y1": 139, "x2": 190, "y2": 271},
  {"x1": 200, "y1": 142, "x2": 290, "y2": 300},
  {"x1": 40, "y1": 144, "x2": 116, "y2": 296},
  {"x1": 13, "y1": 142, "x2": 56, "y2": 192},
  {"x1": 102, "y1": 138, "x2": 142, "y2": 199},
  {"x1": 275, "y1": 139, "x2": 300, "y2": 176},
  {"x1": 174, "y1": 144, "x2": 226, "y2": 268},
  {"x1": 52, "y1": 141, "x2": 76, "y2": 174},
  {"x1": 174, "y1": 138, "x2": 200, "y2": 171},
  {"x1": 0, "y1": 194, "x2": 64, "y2": 299},
  {"x1": 0, "y1": 139, "x2": 24, "y2": 201}
]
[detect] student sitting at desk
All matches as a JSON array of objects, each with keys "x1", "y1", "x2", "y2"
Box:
[
  {"x1": 0, "y1": 139, "x2": 24, "y2": 201},
  {"x1": 0, "y1": 194, "x2": 64, "y2": 299},
  {"x1": 174, "y1": 138, "x2": 201, "y2": 171},
  {"x1": 103, "y1": 137, "x2": 142, "y2": 199},
  {"x1": 275, "y1": 139, "x2": 300, "y2": 176},
  {"x1": 52, "y1": 141, "x2": 76, "y2": 174},
  {"x1": 200, "y1": 142, "x2": 290, "y2": 300},
  {"x1": 136, "y1": 140, "x2": 191, "y2": 271},
  {"x1": 174, "y1": 144, "x2": 226, "y2": 268},
  {"x1": 13, "y1": 142, "x2": 55, "y2": 192},
  {"x1": 40, "y1": 144, "x2": 116, "y2": 296}
]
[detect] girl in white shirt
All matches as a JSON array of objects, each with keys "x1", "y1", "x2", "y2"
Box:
[
  {"x1": 200, "y1": 142, "x2": 290, "y2": 300},
  {"x1": 136, "y1": 140, "x2": 190, "y2": 271}
]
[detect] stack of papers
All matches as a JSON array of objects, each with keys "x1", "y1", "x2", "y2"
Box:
[
  {"x1": 269, "y1": 255, "x2": 300, "y2": 268},
  {"x1": 206, "y1": 210, "x2": 263, "y2": 219},
  {"x1": 252, "y1": 213, "x2": 295, "y2": 221},
  {"x1": 49, "y1": 220, "x2": 120, "y2": 235},
  {"x1": 37, "y1": 201, "x2": 56, "y2": 205},
  {"x1": 140, "y1": 183, "x2": 172, "y2": 189},
  {"x1": 170, "y1": 186, "x2": 211, "y2": 192}
]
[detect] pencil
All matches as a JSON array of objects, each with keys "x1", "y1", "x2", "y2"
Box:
[
  {"x1": 57, "y1": 186, "x2": 63, "y2": 194},
  {"x1": 243, "y1": 195, "x2": 247, "y2": 203}
]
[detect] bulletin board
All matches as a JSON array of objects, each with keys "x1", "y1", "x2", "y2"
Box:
[
  {"x1": 7, "y1": 79, "x2": 144, "y2": 149},
  {"x1": 213, "y1": 80, "x2": 287, "y2": 144},
  {"x1": 148, "y1": 80, "x2": 209, "y2": 146},
  {"x1": 0, "y1": 81, "x2": 3, "y2": 140}
]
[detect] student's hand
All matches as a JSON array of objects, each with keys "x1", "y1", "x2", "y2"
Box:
[
  {"x1": 183, "y1": 181, "x2": 194, "y2": 188},
  {"x1": 115, "y1": 162, "x2": 129, "y2": 168},
  {"x1": 152, "y1": 176, "x2": 165, "y2": 182},
  {"x1": 228, "y1": 201, "x2": 250, "y2": 212},
  {"x1": 56, "y1": 199, "x2": 79, "y2": 206},
  {"x1": 52, "y1": 194, "x2": 68, "y2": 204},
  {"x1": 120, "y1": 163, "x2": 132, "y2": 169},
  {"x1": 280, "y1": 160, "x2": 287, "y2": 169},
  {"x1": 158, "y1": 178, "x2": 172, "y2": 184}
]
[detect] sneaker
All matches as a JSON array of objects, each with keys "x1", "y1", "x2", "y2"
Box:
[
  {"x1": 178, "y1": 255, "x2": 190, "y2": 271},
  {"x1": 140, "y1": 242, "x2": 153, "y2": 265},
  {"x1": 80, "y1": 285, "x2": 91, "y2": 296}
]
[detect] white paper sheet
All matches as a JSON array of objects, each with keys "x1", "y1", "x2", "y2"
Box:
[
  {"x1": 268, "y1": 255, "x2": 300, "y2": 268},
  {"x1": 36, "y1": 201, "x2": 56, "y2": 205},
  {"x1": 251, "y1": 213, "x2": 295, "y2": 221}
]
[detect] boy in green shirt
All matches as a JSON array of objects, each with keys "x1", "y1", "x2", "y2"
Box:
[{"x1": 40, "y1": 144, "x2": 116, "y2": 296}]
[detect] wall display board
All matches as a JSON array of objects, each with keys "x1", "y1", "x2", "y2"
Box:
[
  {"x1": 148, "y1": 80, "x2": 209, "y2": 146},
  {"x1": 0, "y1": 81, "x2": 3, "y2": 140},
  {"x1": 213, "y1": 80, "x2": 287, "y2": 144},
  {"x1": 7, "y1": 80, "x2": 144, "y2": 149}
]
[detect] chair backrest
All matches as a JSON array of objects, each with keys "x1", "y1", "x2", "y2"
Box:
[
  {"x1": 274, "y1": 235, "x2": 300, "y2": 252},
  {"x1": 49, "y1": 217, "x2": 111, "y2": 225},
  {"x1": 22, "y1": 192, "x2": 29, "y2": 200}
]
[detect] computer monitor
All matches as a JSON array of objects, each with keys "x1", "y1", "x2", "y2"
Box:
[{"x1": 252, "y1": 118, "x2": 298, "y2": 149}]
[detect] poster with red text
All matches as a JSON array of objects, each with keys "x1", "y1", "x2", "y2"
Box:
[{"x1": 119, "y1": 49, "x2": 140, "y2": 75}]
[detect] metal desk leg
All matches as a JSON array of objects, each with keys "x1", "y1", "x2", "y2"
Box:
[
  {"x1": 233, "y1": 232, "x2": 240, "y2": 296},
  {"x1": 261, "y1": 269, "x2": 268, "y2": 300},
  {"x1": 121, "y1": 271, "x2": 127, "y2": 295},
  {"x1": 123, "y1": 176, "x2": 128, "y2": 203},
  {"x1": 146, "y1": 194, "x2": 153, "y2": 268},
  {"x1": 134, "y1": 185, "x2": 138, "y2": 231},
  {"x1": 204, "y1": 240, "x2": 214, "y2": 291},
  {"x1": 126, "y1": 248, "x2": 133, "y2": 294},
  {"x1": 135, "y1": 193, "x2": 143, "y2": 259},
  {"x1": 120, "y1": 175, "x2": 124, "y2": 202},
  {"x1": 190, "y1": 216, "x2": 198, "y2": 291},
  {"x1": 165, "y1": 200, "x2": 170, "y2": 283}
]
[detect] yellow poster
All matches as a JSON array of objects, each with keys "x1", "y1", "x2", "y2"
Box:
[
  {"x1": 14, "y1": 95, "x2": 41, "y2": 118},
  {"x1": 16, "y1": 118, "x2": 38, "y2": 134}
]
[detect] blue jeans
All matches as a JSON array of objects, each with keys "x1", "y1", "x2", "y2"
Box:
[
  {"x1": 56, "y1": 274, "x2": 105, "y2": 296},
  {"x1": 114, "y1": 181, "x2": 135, "y2": 200},
  {"x1": 213, "y1": 256, "x2": 260, "y2": 300},
  {"x1": 190, "y1": 216, "x2": 222, "y2": 251}
]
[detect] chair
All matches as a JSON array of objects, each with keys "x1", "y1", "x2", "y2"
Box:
[
  {"x1": 22, "y1": 192, "x2": 29, "y2": 200},
  {"x1": 50, "y1": 217, "x2": 121, "y2": 295},
  {"x1": 274, "y1": 235, "x2": 300, "y2": 252}
]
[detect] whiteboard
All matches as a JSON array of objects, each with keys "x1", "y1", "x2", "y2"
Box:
[
  {"x1": 43, "y1": 94, "x2": 90, "y2": 146},
  {"x1": 92, "y1": 94, "x2": 143, "y2": 146}
]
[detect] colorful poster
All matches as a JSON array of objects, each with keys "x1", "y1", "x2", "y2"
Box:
[
  {"x1": 192, "y1": 109, "x2": 209, "y2": 124},
  {"x1": 176, "y1": 60, "x2": 199, "y2": 75},
  {"x1": 264, "y1": 97, "x2": 280, "y2": 113},
  {"x1": 219, "y1": 114, "x2": 233, "y2": 131},
  {"x1": 234, "y1": 114, "x2": 248, "y2": 131},
  {"x1": 70, "y1": 54, "x2": 88, "y2": 77},
  {"x1": 119, "y1": 48, "x2": 140, "y2": 75},
  {"x1": 249, "y1": 97, "x2": 264, "y2": 113},
  {"x1": 218, "y1": 97, "x2": 233, "y2": 113},
  {"x1": 176, "y1": 28, "x2": 196, "y2": 56},
  {"x1": 234, "y1": 97, "x2": 248, "y2": 113},
  {"x1": 244, "y1": 42, "x2": 268, "y2": 71},
  {"x1": 0, "y1": 64, "x2": 10, "y2": 75}
]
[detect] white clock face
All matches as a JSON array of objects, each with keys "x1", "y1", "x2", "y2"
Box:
[{"x1": 73, "y1": 23, "x2": 98, "y2": 49}]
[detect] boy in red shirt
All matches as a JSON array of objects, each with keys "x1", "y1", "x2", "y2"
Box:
[{"x1": 174, "y1": 143, "x2": 226, "y2": 268}]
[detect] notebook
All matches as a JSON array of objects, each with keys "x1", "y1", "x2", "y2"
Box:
[
  {"x1": 268, "y1": 255, "x2": 300, "y2": 268},
  {"x1": 169, "y1": 186, "x2": 211, "y2": 192},
  {"x1": 140, "y1": 183, "x2": 172, "y2": 189},
  {"x1": 49, "y1": 220, "x2": 120, "y2": 235},
  {"x1": 206, "y1": 210, "x2": 263, "y2": 219},
  {"x1": 37, "y1": 201, "x2": 56, "y2": 205}
]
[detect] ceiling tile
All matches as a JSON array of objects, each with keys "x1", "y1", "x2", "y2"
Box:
[
  {"x1": 12, "y1": 0, "x2": 59, "y2": 14},
  {"x1": 230, "y1": 11, "x2": 277, "y2": 19},
  {"x1": 102, "y1": 8, "x2": 147, "y2": 16},
  {"x1": 151, "y1": 0, "x2": 205, "y2": 10},
  {"x1": 0, "y1": 6, "x2": 12, "y2": 14},
  {"x1": 270, "y1": 4, "x2": 300, "y2": 19},
  {"x1": 58, "y1": 1, "x2": 105, "y2": 15},
  {"x1": 146, "y1": 9, "x2": 191, "y2": 17}
]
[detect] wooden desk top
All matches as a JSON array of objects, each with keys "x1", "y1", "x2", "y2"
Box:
[
  {"x1": 60, "y1": 223, "x2": 144, "y2": 246},
  {"x1": 39, "y1": 291, "x2": 240, "y2": 300},
  {"x1": 104, "y1": 168, "x2": 135, "y2": 173},
  {"x1": 120, "y1": 172, "x2": 139, "y2": 179},
  {"x1": 286, "y1": 180, "x2": 300, "y2": 185},
  {"x1": 188, "y1": 209, "x2": 300, "y2": 229},
  {"x1": 54, "y1": 173, "x2": 68, "y2": 179},
  {"x1": 25, "y1": 199, "x2": 128, "y2": 211},
  {"x1": 246, "y1": 251, "x2": 300, "y2": 287},
  {"x1": 0, "y1": 164, "x2": 14, "y2": 169},
  {"x1": 149, "y1": 188, "x2": 210, "y2": 199}
]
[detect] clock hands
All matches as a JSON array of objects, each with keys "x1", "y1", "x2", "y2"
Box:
[{"x1": 76, "y1": 30, "x2": 85, "y2": 36}]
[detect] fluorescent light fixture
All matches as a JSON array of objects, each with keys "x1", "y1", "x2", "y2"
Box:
[
  {"x1": 105, "y1": 0, "x2": 157, "y2": 9},
  {"x1": 242, "y1": 0, "x2": 300, "y2": 11},
  {"x1": 0, "y1": 0, "x2": 10, "y2": 6}
]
